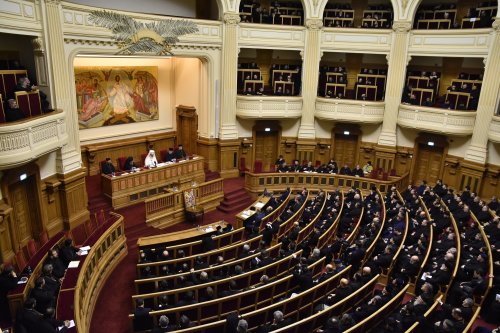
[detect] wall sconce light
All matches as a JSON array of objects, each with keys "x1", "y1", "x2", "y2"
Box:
[
  {"x1": 241, "y1": 139, "x2": 252, "y2": 149},
  {"x1": 343, "y1": 131, "x2": 350, "y2": 135},
  {"x1": 318, "y1": 143, "x2": 331, "y2": 150}
]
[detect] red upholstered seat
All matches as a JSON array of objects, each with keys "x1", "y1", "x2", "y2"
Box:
[
  {"x1": 28, "y1": 91, "x2": 42, "y2": 116},
  {"x1": 160, "y1": 149, "x2": 167, "y2": 162},
  {"x1": 390, "y1": 169, "x2": 396, "y2": 176},
  {"x1": 239, "y1": 157, "x2": 249, "y2": 176},
  {"x1": 117, "y1": 157, "x2": 127, "y2": 171},
  {"x1": 27, "y1": 239, "x2": 37, "y2": 258},
  {"x1": 15, "y1": 249, "x2": 27, "y2": 272},
  {"x1": 39, "y1": 230, "x2": 49, "y2": 246},
  {"x1": 140, "y1": 153, "x2": 148, "y2": 167},
  {"x1": 382, "y1": 172, "x2": 389, "y2": 181},
  {"x1": 254, "y1": 160, "x2": 263, "y2": 173},
  {"x1": 15, "y1": 91, "x2": 31, "y2": 118},
  {"x1": 315, "y1": 160, "x2": 321, "y2": 167},
  {"x1": 71, "y1": 223, "x2": 88, "y2": 246}
]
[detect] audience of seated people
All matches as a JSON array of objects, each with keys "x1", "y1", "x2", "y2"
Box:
[
  {"x1": 238, "y1": 62, "x2": 301, "y2": 96},
  {"x1": 239, "y1": 0, "x2": 304, "y2": 25},
  {"x1": 322, "y1": 3, "x2": 393, "y2": 29},
  {"x1": 403, "y1": 70, "x2": 482, "y2": 110},
  {"x1": 318, "y1": 66, "x2": 387, "y2": 101},
  {"x1": 415, "y1": 2, "x2": 496, "y2": 29},
  {"x1": 274, "y1": 155, "x2": 373, "y2": 178}
]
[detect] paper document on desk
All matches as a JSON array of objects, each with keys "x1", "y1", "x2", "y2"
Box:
[
  {"x1": 78, "y1": 250, "x2": 88, "y2": 256},
  {"x1": 58, "y1": 320, "x2": 75, "y2": 330},
  {"x1": 17, "y1": 277, "x2": 28, "y2": 284},
  {"x1": 204, "y1": 227, "x2": 214, "y2": 232},
  {"x1": 68, "y1": 261, "x2": 80, "y2": 268},
  {"x1": 80, "y1": 246, "x2": 91, "y2": 251},
  {"x1": 255, "y1": 202, "x2": 265, "y2": 209}
]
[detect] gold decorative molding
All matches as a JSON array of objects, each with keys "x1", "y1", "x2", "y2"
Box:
[{"x1": 305, "y1": 18, "x2": 323, "y2": 30}]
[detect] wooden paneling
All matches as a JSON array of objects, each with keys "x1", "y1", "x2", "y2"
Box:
[
  {"x1": 0, "y1": 204, "x2": 14, "y2": 264},
  {"x1": 9, "y1": 180, "x2": 34, "y2": 246},
  {"x1": 81, "y1": 132, "x2": 177, "y2": 176},
  {"x1": 333, "y1": 134, "x2": 358, "y2": 167},
  {"x1": 218, "y1": 139, "x2": 240, "y2": 178},
  {"x1": 57, "y1": 169, "x2": 90, "y2": 230},
  {"x1": 413, "y1": 144, "x2": 444, "y2": 185},
  {"x1": 40, "y1": 177, "x2": 64, "y2": 237},
  {"x1": 254, "y1": 130, "x2": 279, "y2": 172},
  {"x1": 197, "y1": 137, "x2": 219, "y2": 171},
  {"x1": 176, "y1": 105, "x2": 198, "y2": 155}
]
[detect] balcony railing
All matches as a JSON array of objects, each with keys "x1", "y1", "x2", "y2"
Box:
[
  {"x1": 236, "y1": 95, "x2": 303, "y2": 119},
  {"x1": 409, "y1": 28, "x2": 491, "y2": 57},
  {"x1": 0, "y1": 111, "x2": 68, "y2": 169},
  {"x1": 489, "y1": 116, "x2": 500, "y2": 144},
  {"x1": 315, "y1": 97, "x2": 385, "y2": 123},
  {"x1": 397, "y1": 104, "x2": 476, "y2": 135}
]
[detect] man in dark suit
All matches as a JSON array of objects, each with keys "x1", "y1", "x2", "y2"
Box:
[
  {"x1": 60, "y1": 239, "x2": 79, "y2": 267},
  {"x1": 152, "y1": 315, "x2": 178, "y2": 333},
  {"x1": 326, "y1": 278, "x2": 352, "y2": 305},
  {"x1": 175, "y1": 144, "x2": 187, "y2": 159},
  {"x1": 15, "y1": 298, "x2": 43, "y2": 333},
  {"x1": 0, "y1": 265, "x2": 19, "y2": 322},
  {"x1": 133, "y1": 298, "x2": 153, "y2": 331},
  {"x1": 31, "y1": 277, "x2": 56, "y2": 314},
  {"x1": 102, "y1": 157, "x2": 115, "y2": 175},
  {"x1": 39, "y1": 307, "x2": 70, "y2": 333},
  {"x1": 5, "y1": 99, "x2": 26, "y2": 122},
  {"x1": 164, "y1": 148, "x2": 175, "y2": 162}
]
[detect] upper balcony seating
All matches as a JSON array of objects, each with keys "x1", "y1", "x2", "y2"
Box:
[
  {"x1": 415, "y1": 4, "x2": 457, "y2": 29},
  {"x1": 402, "y1": 70, "x2": 441, "y2": 107},
  {"x1": 238, "y1": 63, "x2": 301, "y2": 96},
  {"x1": 239, "y1": 0, "x2": 304, "y2": 25},
  {"x1": 323, "y1": 4, "x2": 354, "y2": 28},
  {"x1": 461, "y1": 1, "x2": 496, "y2": 28},
  {"x1": 319, "y1": 66, "x2": 348, "y2": 98}
]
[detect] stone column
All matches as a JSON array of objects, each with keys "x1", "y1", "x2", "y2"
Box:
[
  {"x1": 219, "y1": 12, "x2": 240, "y2": 140},
  {"x1": 464, "y1": 19, "x2": 500, "y2": 164},
  {"x1": 298, "y1": 18, "x2": 323, "y2": 139},
  {"x1": 218, "y1": 12, "x2": 241, "y2": 177},
  {"x1": 377, "y1": 21, "x2": 412, "y2": 147},
  {"x1": 43, "y1": 0, "x2": 89, "y2": 229}
]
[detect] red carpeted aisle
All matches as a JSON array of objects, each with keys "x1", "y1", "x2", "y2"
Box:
[{"x1": 88, "y1": 176, "x2": 252, "y2": 333}]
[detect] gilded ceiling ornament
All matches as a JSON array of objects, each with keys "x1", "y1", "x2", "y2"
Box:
[{"x1": 89, "y1": 10, "x2": 198, "y2": 55}]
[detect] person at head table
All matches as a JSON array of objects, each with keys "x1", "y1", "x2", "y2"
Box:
[
  {"x1": 102, "y1": 157, "x2": 115, "y2": 175},
  {"x1": 144, "y1": 148, "x2": 158, "y2": 168},
  {"x1": 175, "y1": 144, "x2": 187, "y2": 160},
  {"x1": 124, "y1": 156, "x2": 135, "y2": 171},
  {"x1": 165, "y1": 147, "x2": 175, "y2": 162}
]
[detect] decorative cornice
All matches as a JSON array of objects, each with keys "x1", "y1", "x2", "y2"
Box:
[
  {"x1": 305, "y1": 19, "x2": 323, "y2": 30},
  {"x1": 392, "y1": 21, "x2": 412, "y2": 33},
  {"x1": 63, "y1": 38, "x2": 221, "y2": 51},
  {"x1": 45, "y1": 0, "x2": 61, "y2": 5},
  {"x1": 223, "y1": 13, "x2": 241, "y2": 26}
]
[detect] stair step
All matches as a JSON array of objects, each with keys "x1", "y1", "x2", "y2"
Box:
[
  {"x1": 217, "y1": 200, "x2": 253, "y2": 213},
  {"x1": 224, "y1": 191, "x2": 249, "y2": 201},
  {"x1": 219, "y1": 197, "x2": 251, "y2": 209}
]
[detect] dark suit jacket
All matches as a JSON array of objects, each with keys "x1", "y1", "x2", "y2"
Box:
[
  {"x1": 134, "y1": 307, "x2": 153, "y2": 331},
  {"x1": 102, "y1": 162, "x2": 115, "y2": 175}
]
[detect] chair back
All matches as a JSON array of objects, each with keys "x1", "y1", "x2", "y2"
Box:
[
  {"x1": 184, "y1": 189, "x2": 197, "y2": 209},
  {"x1": 117, "y1": 157, "x2": 127, "y2": 171},
  {"x1": 254, "y1": 160, "x2": 263, "y2": 173}
]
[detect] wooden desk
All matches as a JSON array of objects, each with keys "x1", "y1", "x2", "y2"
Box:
[
  {"x1": 101, "y1": 156, "x2": 205, "y2": 209},
  {"x1": 137, "y1": 221, "x2": 227, "y2": 247},
  {"x1": 235, "y1": 195, "x2": 270, "y2": 229}
]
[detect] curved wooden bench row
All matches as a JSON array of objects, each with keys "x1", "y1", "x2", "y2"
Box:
[
  {"x1": 379, "y1": 209, "x2": 409, "y2": 285},
  {"x1": 134, "y1": 242, "x2": 282, "y2": 294},
  {"x1": 128, "y1": 257, "x2": 326, "y2": 326},
  {"x1": 270, "y1": 274, "x2": 381, "y2": 333},
  {"x1": 404, "y1": 295, "x2": 443, "y2": 333},
  {"x1": 136, "y1": 233, "x2": 264, "y2": 277},
  {"x1": 439, "y1": 199, "x2": 462, "y2": 301},
  {"x1": 274, "y1": 191, "x2": 311, "y2": 242},
  {"x1": 344, "y1": 284, "x2": 410, "y2": 333},
  {"x1": 132, "y1": 249, "x2": 302, "y2": 310},
  {"x1": 155, "y1": 265, "x2": 353, "y2": 333},
  {"x1": 138, "y1": 225, "x2": 245, "y2": 260},
  {"x1": 408, "y1": 196, "x2": 434, "y2": 295},
  {"x1": 471, "y1": 211, "x2": 494, "y2": 308},
  {"x1": 297, "y1": 191, "x2": 337, "y2": 245},
  {"x1": 258, "y1": 191, "x2": 292, "y2": 232},
  {"x1": 317, "y1": 192, "x2": 346, "y2": 249}
]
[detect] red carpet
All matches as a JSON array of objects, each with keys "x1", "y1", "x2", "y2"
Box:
[{"x1": 88, "y1": 176, "x2": 251, "y2": 333}]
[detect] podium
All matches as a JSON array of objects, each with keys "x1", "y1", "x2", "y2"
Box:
[{"x1": 184, "y1": 189, "x2": 204, "y2": 224}]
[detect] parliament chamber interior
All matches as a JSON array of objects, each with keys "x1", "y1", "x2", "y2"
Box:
[{"x1": 0, "y1": 0, "x2": 500, "y2": 332}]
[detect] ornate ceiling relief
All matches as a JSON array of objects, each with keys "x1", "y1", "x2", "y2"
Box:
[{"x1": 88, "y1": 10, "x2": 198, "y2": 55}]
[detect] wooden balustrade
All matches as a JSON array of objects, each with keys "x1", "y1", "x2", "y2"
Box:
[
  {"x1": 244, "y1": 171, "x2": 410, "y2": 197},
  {"x1": 144, "y1": 178, "x2": 224, "y2": 228}
]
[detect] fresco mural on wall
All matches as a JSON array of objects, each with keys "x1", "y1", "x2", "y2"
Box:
[{"x1": 75, "y1": 66, "x2": 159, "y2": 129}]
